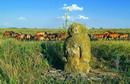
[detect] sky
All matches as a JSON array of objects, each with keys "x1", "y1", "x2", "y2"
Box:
[{"x1": 0, "y1": 0, "x2": 130, "y2": 28}]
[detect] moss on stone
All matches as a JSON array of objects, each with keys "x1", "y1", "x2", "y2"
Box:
[{"x1": 64, "y1": 22, "x2": 91, "y2": 73}]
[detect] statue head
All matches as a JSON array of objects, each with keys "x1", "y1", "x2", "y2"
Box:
[{"x1": 68, "y1": 22, "x2": 87, "y2": 36}]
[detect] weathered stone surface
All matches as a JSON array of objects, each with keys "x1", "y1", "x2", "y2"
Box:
[{"x1": 64, "y1": 22, "x2": 91, "y2": 73}]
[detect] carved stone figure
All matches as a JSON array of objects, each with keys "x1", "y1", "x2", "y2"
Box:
[{"x1": 64, "y1": 22, "x2": 91, "y2": 73}]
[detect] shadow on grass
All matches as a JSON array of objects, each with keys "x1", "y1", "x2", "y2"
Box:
[{"x1": 41, "y1": 41, "x2": 65, "y2": 70}]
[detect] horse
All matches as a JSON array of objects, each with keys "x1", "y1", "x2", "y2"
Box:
[
  {"x1": 17, "y1": 34, "x2": 25, "y2": 40},
  {"x1": 3, "y1": 31, "x2": 14, "y2": 37},
  {"x1": 119, "y1": 33, "x2": 129, "y2": 40},
  {"x1": 54, "y1": 32, "x2": 67, "y2": 38},
  {"x1": 36, "y1": 32, "x2": 47, "y2": 36},
  {"x1": 92, "y1": 34, "x2": 105, "y2": 40},
  {"x1": 33, "y1": 35, "x2": 46, "y2": 41},
  {"x1": 47, "y1": 33, "x2": 57, "y2": 40},
  {"x1": 107, "y1": 33, "x2": 120, "y2": 40},
  {"x1": 12, "y1": 33, "x2": 20, "y2": 38},
  {"x1": 24, "y1": 34, "x2": 32, "y2": 40}
]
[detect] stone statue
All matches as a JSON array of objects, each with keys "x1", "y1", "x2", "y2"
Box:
[{"x1": 64, "y1": 22, "x2": 91, "y2": 73}]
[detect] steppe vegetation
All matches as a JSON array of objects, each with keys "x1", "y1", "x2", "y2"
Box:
[{"x1": 0, "y1": 28, "x2": 130, "y2": 83}]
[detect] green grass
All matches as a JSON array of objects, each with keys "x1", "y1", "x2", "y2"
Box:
[
  {"x1": 0, "y1": 28, "x2": 64, "y2": 35},
  {"x1": 0, "y1": 39, "x2": 49, "y2": 84},
  {"x1": 91, "y1": 41, "x2": 130, "y2": 72},
  {"x1": 0, "y1": 38, "x2": 129, "y2": 83},
  {"x1": 1, "y1": 28, "x2": 130, "y2": 35},
  {"x1": 89, "y1": 29, "x2": 130, "y2": 34},
  {"x1": 0, "y1": 28, "x2": 130, "y2": 83}
]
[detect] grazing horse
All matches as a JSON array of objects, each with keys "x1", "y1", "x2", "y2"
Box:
[
  {"x1": 92, "y1": 34, "x2": 105, "y2": 40},
  {"x1": 33, "y1": 35, "x2": 45, "y2": 41},
  {"x1": 44, "y1": 37, "x2": 50, "y2": 41},
  {"x1": 103, "y1": 31, "x2": 116, "y2": 36},
  {"x1": 17, "y1": 34, "x2": 25, "y2": 40},
  {"x1": 12, "y1": 33, "x2": 20, "y2": 38},
  {"x1": 47, "y1": 33, "x2": 57, "y2": 40},
  {"x1": 24, "y1": 34, "x2": 32, "y2": 40},
  {"x1": 54, "y1": 32, "x2": 67, "y2": 38},
  {"x1": 52, "y1": 33, "x2": 59, "y2": 40},
  {"x1": 36, "y1": 32, "x2": 47, "y2": 36},
  {"x1": 3, "y1": 31, "x2": 14, "y2": 37},
  {"x1": 37, "y1": 36, "x2": 45, "y2": 41},
  {"x1": 107, "y1": 33, "x2": 120, "y2": 40},
  {"x1": 103, "y1": 31, "x2": 117, "y2": 40},
  {"x1": 53, "y1": 33, "x2": 61, "y2": 38},
  {"x1": 119, "y1": 33, "x2": 129, "y2": 40}
]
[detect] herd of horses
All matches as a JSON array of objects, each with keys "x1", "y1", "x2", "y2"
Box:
[
  {"x1": 2, "y1": 30, "x2": 129, "y2": 41},
  {"x1": 3, "y1": 31, "x2": 67, "y2": 41},
  {"x1": 90, "y1": 31, "x2": 129, "y2": 40}
]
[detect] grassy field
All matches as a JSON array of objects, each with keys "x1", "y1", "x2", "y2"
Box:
[
  {"x1": 0, "y1": 28, "x2": 130, "y2": 83},
  {"x1": 89, "y1": 28, "x2": 130, "y2": 34},
  {"x1": 1, "y1": 28, "x2": 130, "y2": 35}
]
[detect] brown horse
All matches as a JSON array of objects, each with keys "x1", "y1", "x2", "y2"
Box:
[
  {"x1": 107, "y1": 33, "x2": 120, "y2": 40},
  {"x1": 103, "y1": 31, "x2": 117, "y2": 40},
  {"x1": 36, "y1": 32, "x2": 47, "y2": 36},
  {"x1": 47, "y1": 33, "x2": 57, "y2": 40},
  {"x1": 17, "y1": 34, "x2": 25, "y2": 40},
  {"x1": 103, "y1": 31, "x2": 116, "y2": 36},
  {"x1": 44, "y1": 37, "x2": 50, "y2": 41},
  {"x1": 92, "y1": 34, "x2": 105, "y2": 40},
  {"x1": 12, "y1": 33, "x2": 20, "y2": 38},
  {"x1": 54, "y1": 32, "x2": 67, "y2": 38},
  {"x1": 33, "y1": 35, "x2": 46, "y2": 41},
  {"x1": 3, "y1": 31, "x2": 14, "y2": 37},
  {"x1": 24, "y1": 34, "x2": 32, "y2": 40},
  {"x1": 119, "y1": 33, "x2": 129, "y2": 40}
]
